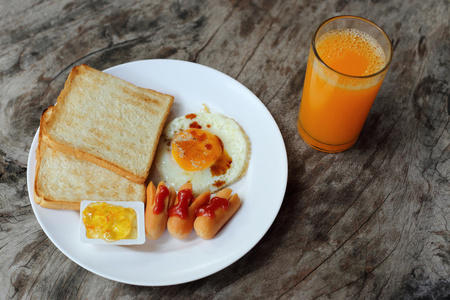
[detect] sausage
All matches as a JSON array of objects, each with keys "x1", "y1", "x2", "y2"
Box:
[
  {"x1": 194, "y1": 188, "x2": 241, "y2": 239},
  {"x1": 167, "y1": 182, "x2": 211, "y2": 239},
  {"x1": 145, "y1": 181, "x2": 175, "y2": 240}
]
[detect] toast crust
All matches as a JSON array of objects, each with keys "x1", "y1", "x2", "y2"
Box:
[
  {"x1": 41, "y1": 106, "x2": 146, "y2": 184},
  {"x1": 34, "y1": 138, "x2": 147, "y2": 210},
  {"x1": 42, "y1": 64, "x2": 174, "y2": 184},
  {"x1": 35, "y1": 110, "x2": 146, "y2": 210},
  {"x1": 34, "y1": 190, "x2": 82, "y2": 210}
]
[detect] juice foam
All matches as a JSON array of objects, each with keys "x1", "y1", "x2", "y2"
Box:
[{"x1": 316, "y1": 28, "x2": 386, "y2": 77}]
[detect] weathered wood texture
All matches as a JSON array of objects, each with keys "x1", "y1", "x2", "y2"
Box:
[{"x1": 1, "y1": 0, "x2": 449, "y2": 299}]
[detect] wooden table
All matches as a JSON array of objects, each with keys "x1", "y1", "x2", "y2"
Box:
[{"x1": 1, "y1": 0, "x2": 449, "y2": 298}]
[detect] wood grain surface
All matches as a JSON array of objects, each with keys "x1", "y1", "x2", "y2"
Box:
[{"x1": 1, "y1": 0, "x2": 449, "y2": 299}]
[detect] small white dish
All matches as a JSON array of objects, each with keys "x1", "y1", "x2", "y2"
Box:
[{"x1": 80, "y1": 201, "x2": 145, "y2": 245}]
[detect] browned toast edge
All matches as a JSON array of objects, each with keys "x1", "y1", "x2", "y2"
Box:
[{"x1": 41, "y1": 65, "x2": 174, "y2": 184}]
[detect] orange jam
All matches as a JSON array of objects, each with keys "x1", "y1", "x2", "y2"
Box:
[{"x1": 82, "y1": 202, "x2": 137, "y2": 242}]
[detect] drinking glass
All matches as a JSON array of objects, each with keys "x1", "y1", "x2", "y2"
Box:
[{"x1": 297, "y1": 16, "x2": 393, "y2": 153}]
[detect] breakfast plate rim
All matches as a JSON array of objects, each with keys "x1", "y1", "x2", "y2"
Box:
[{"x1": 27, "y1": 59, "x2": 288, "y2": 286}]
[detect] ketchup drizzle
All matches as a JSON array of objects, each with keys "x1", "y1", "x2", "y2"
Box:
[
  {"x1": 153, "y1": 185, "x2": 169, "y2": 214},
  {"x1": 168, "y1": 189, "x2": 194, "y2": 219},
  {"x1": 189, "y1": 121, "x2": 202, "y2": 129},
  {"x1": 196, "y1": 197, "x2": 229, "y2": 218}
]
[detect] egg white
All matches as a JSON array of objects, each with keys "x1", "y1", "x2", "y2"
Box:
[{"x1": 155, "y1": 111, "x2": 250, "y2": 196}]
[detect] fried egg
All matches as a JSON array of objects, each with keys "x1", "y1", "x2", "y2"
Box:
[{"x1": 155, "y1": 109, "x2": 250, "y2": 196}]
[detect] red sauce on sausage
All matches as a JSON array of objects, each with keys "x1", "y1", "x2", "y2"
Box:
[
  {"x1": 196, "y1": 197, "x2": 229, "y2": 218},
  {"x1": 153, "y1": 185, "x2": 169, "y2": 214},
  {"x1": 168, "y1": 189, "x2": 194, "y2": 219}
]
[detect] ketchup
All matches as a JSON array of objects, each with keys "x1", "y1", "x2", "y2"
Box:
[
  {"x1": 168, "y1": 189, "x2": 194, "y2": 219},
  {"x1": 210, "y1": 150, "x2": 232, "y2": 176},
  {"x1": 189, "y1": 121, "x2": 202, "y2": 129},
  {"x1": 196, "y1": 197, "x2": 229, "y2": 218},
  {"x1": 153, "y1": 185, "x2": 169, "y2": 214}
]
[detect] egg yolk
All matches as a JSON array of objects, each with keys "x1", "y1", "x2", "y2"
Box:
[{"x1": 171, "y1": 128, "x2": 223, "y2": 171}]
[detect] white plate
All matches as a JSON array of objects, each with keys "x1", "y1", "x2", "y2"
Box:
[{"x1": 27, "y1": 59, "x2": 288, "y2": 286}]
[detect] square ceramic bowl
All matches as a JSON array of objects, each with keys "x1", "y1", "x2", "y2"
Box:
[{"x1": 80, "y1": 200, "x2": 145, "y2": 245}]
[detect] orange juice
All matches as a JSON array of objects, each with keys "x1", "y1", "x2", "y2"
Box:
[{"x1": 297, "y1": 20, "x2": 391, "y2": 153}]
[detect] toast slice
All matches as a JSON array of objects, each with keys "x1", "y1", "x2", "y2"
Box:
[
  {"x1": 35, "y1": 123, "x2": 146, "y2": 210},
  {"x1": 41, "y1": 64, "x2": 174, "y2": 184}
]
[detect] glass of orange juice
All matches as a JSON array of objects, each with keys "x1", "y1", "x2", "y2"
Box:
[{"x1": 297, "y1": 16, "x2": 392, "y2": 153}]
